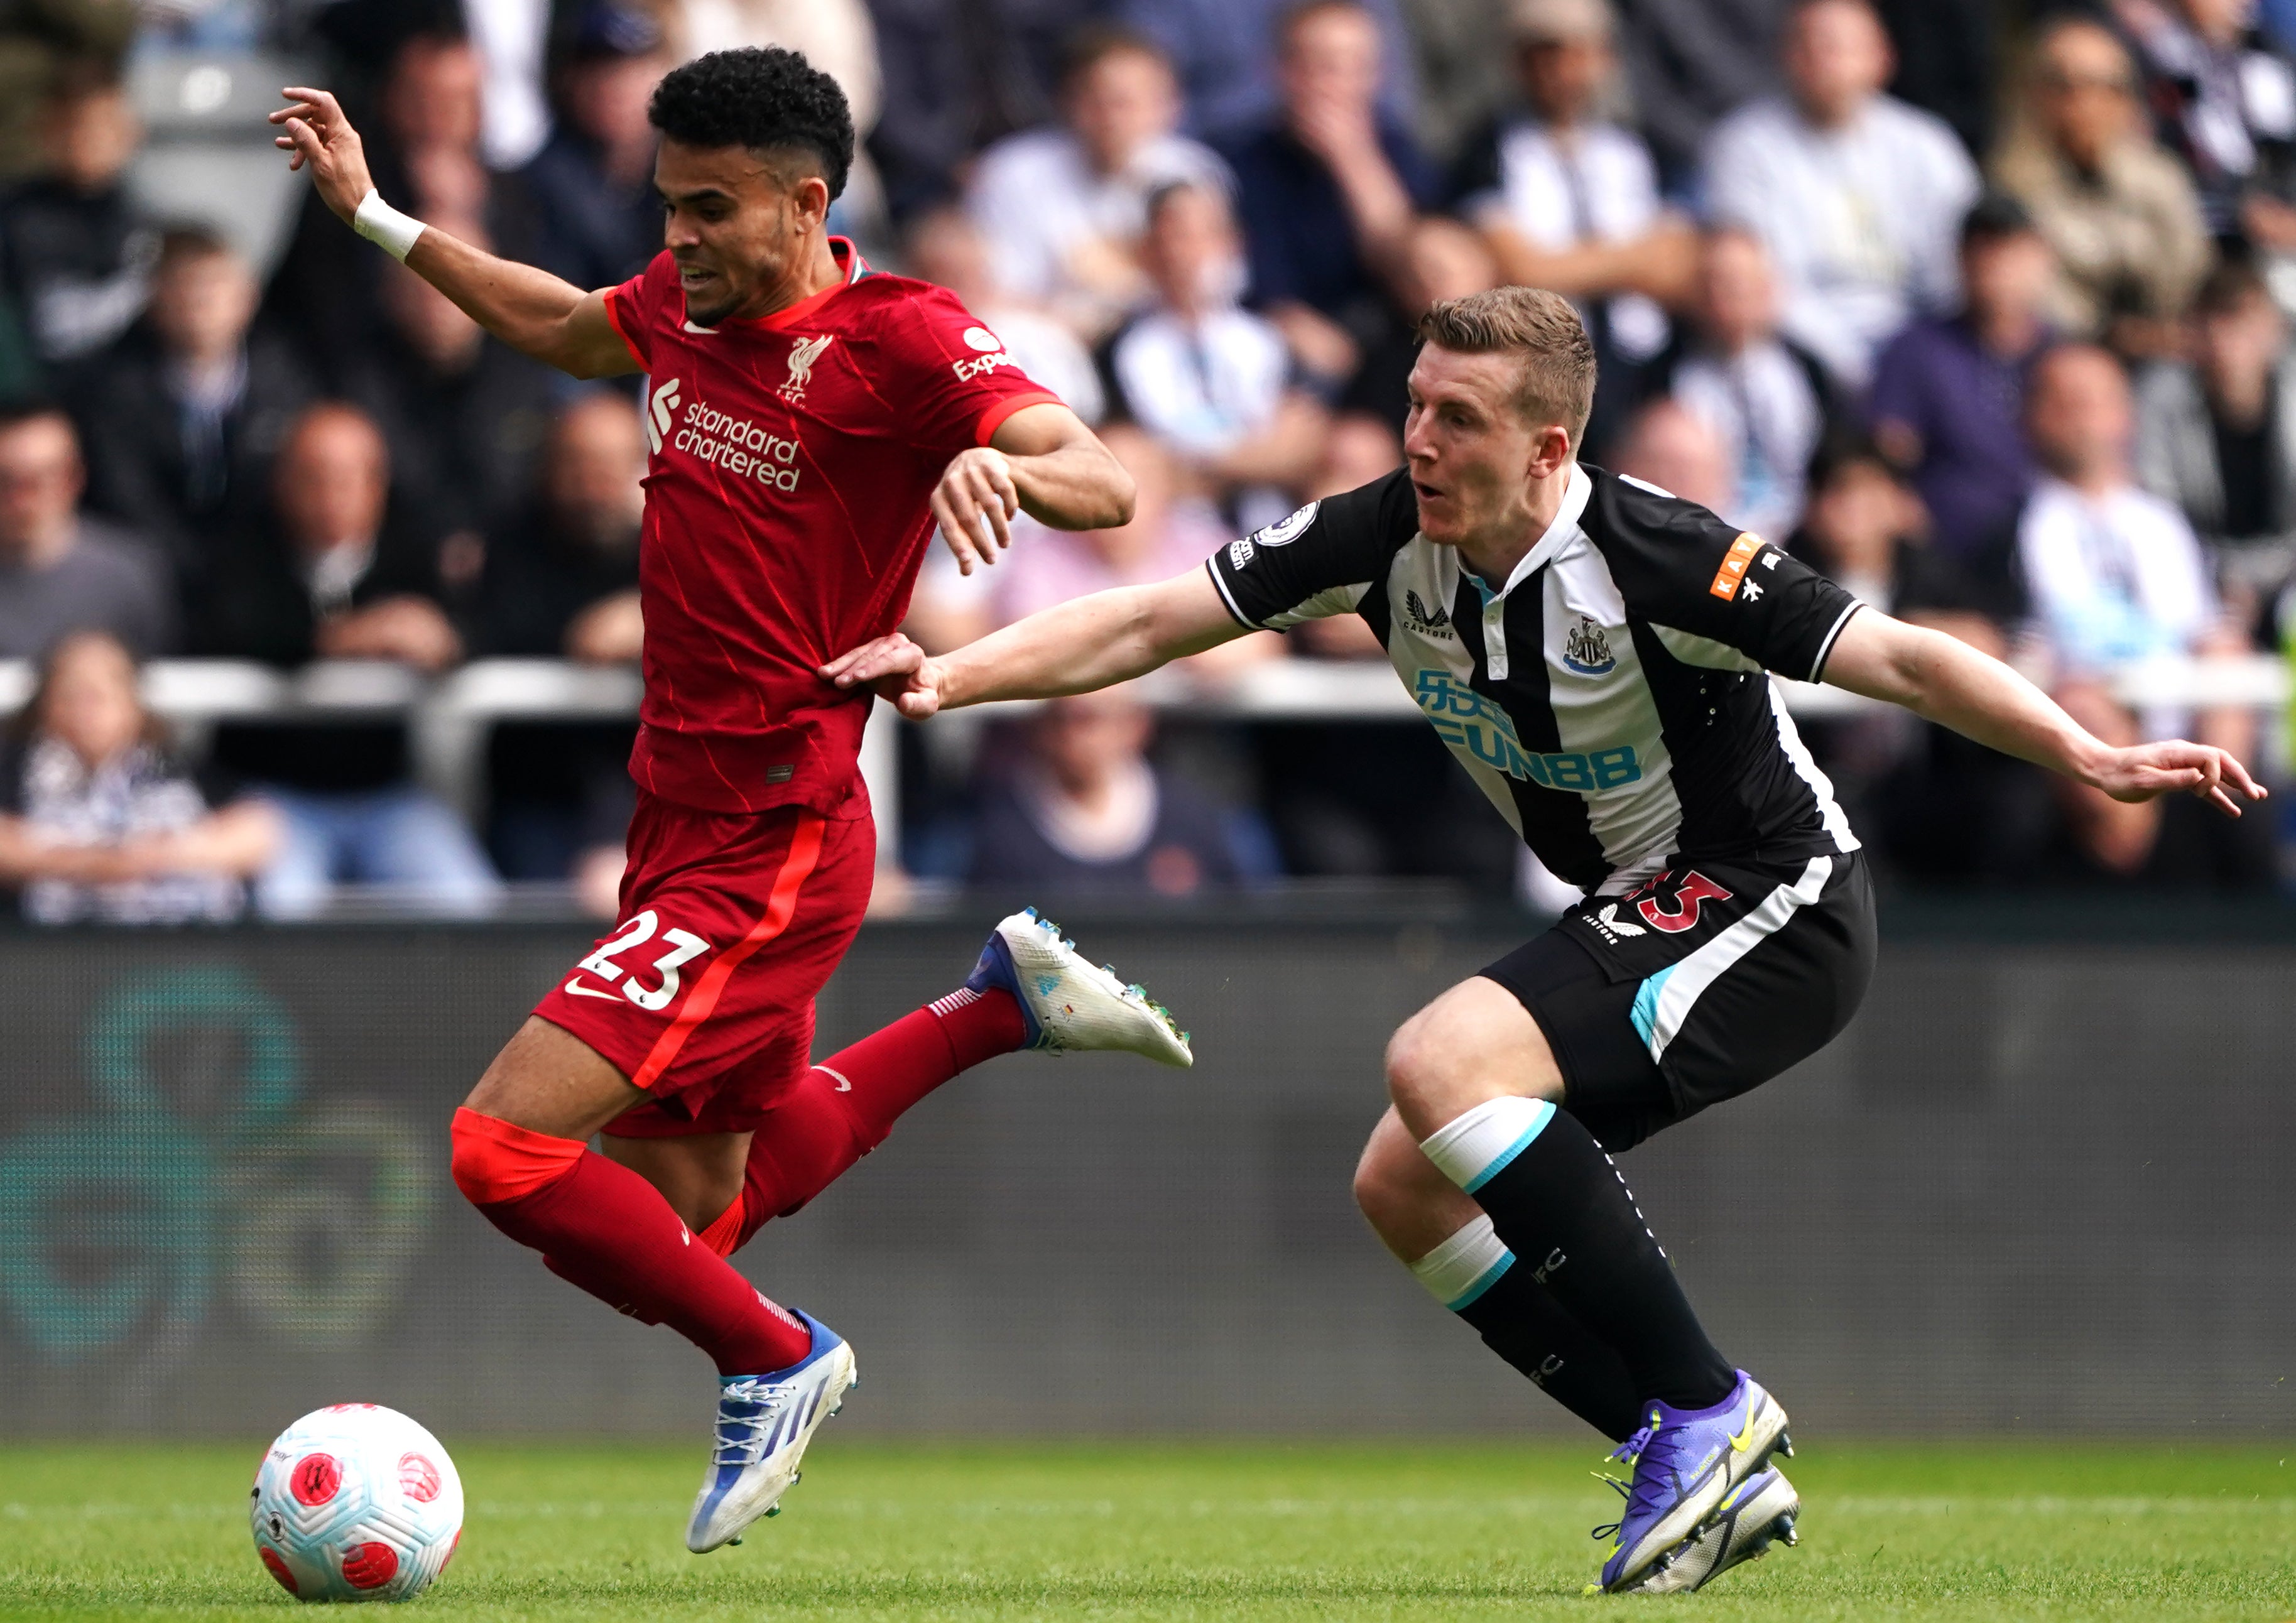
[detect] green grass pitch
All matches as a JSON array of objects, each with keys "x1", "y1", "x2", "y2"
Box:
[{"x1": 3, "y1": 1441, "x2": 2292, "y2": 1620}]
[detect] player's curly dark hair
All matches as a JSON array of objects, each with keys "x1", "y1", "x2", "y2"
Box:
[{"x1": 648, "y1": 47, "x2": 854, "y2": 201}]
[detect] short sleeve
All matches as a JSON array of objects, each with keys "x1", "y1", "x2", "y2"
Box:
[
  {"x1": 1205, "y1": 470, "x2": 1414, "y2": 630},
  {"x1": 1594, "y1": 473, "x2": 1864, "y2": 681},
  {"x1": 886, "y1": 285, "x2": 1064, "y2": 460},
  {"x1": 602, "y1": 251, "x2": 676, "y2": 371}
]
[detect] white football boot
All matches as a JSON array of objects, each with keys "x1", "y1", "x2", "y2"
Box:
[
  {"x1": 685, "y1": 1309, "x2": 856, "y2": 1553},
  {"x1": 1613, "y1": 1465, "x2": 1801, "y2": 1593},
  {"x1": 964, "y1": 907, "x2": 1192, "y2": 1067}
]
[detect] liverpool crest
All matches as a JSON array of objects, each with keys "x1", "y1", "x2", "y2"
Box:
[{"x1": 780, "y1": 333, "x2": 834, "y2": 402}]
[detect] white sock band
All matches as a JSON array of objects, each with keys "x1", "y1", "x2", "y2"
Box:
[
  {"x1": 1410, "y1": 1214, "x2": 1513, "y2": 1311},
  {"x1": 1419, "y1": 1096, "x2": 1555, "y2": 1193},
  {"x1": 353, "y1": 188, "x2": 426, "y2": 261}
]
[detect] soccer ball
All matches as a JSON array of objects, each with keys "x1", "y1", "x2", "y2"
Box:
[{"x1": 249, "y1": 1404, "x2": 464, "y2": 1603}]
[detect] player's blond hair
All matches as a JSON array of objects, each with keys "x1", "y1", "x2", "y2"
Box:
[{"x1": 1417, "y1": 286, "x2": 1597, "y2": 445}]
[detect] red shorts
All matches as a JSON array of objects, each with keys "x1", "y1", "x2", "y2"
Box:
[{"x1": 533, "y1": 788, "x2": 874, "y2": 1138}]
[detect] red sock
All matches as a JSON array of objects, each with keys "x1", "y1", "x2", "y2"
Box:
[
  {"x1": 713, "y1": 986, "x2": 1027, "y2": 1254},
  {"x1": 451, "y1": 1109, "x2": 810, "y2": 1374}
]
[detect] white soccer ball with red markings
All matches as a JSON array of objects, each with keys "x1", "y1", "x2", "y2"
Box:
[{"x1": 250, "y1": 1404, "x2": 464, "y2": 1603}]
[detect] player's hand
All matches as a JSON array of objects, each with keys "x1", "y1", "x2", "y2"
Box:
[
  {"x1": 2089, "y1": 739, "x2": 2268, "y2": 817},
  {"x1": 269, "y1": 86, "x2": 376, "y2": 224},
  {"x1": 932, "y1": 447, "x2": 1020, "y2": 575},
  {"x1": 820, "y1": 632, "x2": 947, "y2": 719}
]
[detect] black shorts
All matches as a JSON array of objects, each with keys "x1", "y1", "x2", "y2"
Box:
[{"x1": 1481, "y1": 850, "x2": 1876, "y2": 1153}]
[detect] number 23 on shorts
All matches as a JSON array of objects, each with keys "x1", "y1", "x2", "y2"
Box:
[{"x1": 567, "y1": 909, "x2": 714, "y2": 1011}]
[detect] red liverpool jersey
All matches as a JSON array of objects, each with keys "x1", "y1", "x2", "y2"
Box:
[{"x1": 601, "y1": 238, "x2": 1060, "y2": 814}]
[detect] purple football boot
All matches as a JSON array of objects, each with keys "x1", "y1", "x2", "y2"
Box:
[{"x1": 1594, "y1": 1371, "x2": 1792, "y2": 1592}]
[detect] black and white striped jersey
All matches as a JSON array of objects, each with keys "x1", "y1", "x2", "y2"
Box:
[{"x1": 1205, "y1": 463, "x2": 1865, "y2": 894}]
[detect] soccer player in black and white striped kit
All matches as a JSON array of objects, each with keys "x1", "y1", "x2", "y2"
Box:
[{"x1": 824, "y1": 286, "x2": 2262, "y2": 1593}]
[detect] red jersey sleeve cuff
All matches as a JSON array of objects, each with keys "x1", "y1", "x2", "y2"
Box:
[
  {"x1": 974, "y1": 391, "x2": 1065, "y2": 446},
  {"x1": 601, "y1": 286, "x2": 648, "y2": 371}
]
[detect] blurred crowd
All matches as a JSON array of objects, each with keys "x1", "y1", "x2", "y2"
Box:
[{"x1": 0, "y1": 0, "x2": 2291, "y2": 922}]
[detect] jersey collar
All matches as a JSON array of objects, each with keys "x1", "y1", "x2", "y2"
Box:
[
  {"x1": 1474, "y1": 462, "x2": 1591, "y2": 603},
  {"x1": 746, "y1": 237, "x2": 871, "y2": 333}
]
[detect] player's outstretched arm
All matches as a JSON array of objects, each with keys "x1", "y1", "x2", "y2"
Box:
[
  {"x1": 822, "y1": 568, "x2": 1245, "y2": 716},
  {"x1": 1822, "y1": 608, "x2": 2267, "y2": 817},
  {"x1": 270, "y1": 88, "x2": 636, "y2": 381},
  {"x1": 932, "y1": 404, "x2": 1136, "y2": 574}
]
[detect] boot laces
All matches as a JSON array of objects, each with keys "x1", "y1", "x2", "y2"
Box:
[
  {"x1": 1589, "y1": 1423, "x2": 1690, "y2": 1544},
  {"x1": 712, "y1": 1379, "x2": 789, "y2": 1467}
]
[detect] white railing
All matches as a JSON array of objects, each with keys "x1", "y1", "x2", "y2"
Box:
[{"x1": 1, "y1": 654, "x2": 2279, "y2": 854}]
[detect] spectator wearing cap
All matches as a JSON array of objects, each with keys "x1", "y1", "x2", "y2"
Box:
[
  {"x1": 965, "y1": 29, "x2": 1231, "y2": 341},
  {"x1": 1989, "y1": 16, "x2": 2211, "y2": 358},
  {"x1": 1648, "y1": 227, "x2": 1839, "y2": 541},
  {"x1": 521, "y1": 4, "x2": 671, "y2": 295},
  {"x1": 2135, "y1": 258, "x2": 2296, "y2": 624},
  {"x1": 1867, "y1": 193, "x2": 2055, "y2": 573},
  {"x1": 197, "y1": 401, "x2": 498, "y2": 918},
  {"x1": 1097, "y1": 180, "x2": 1329, "y2": 532},
  {"x1": 1118, "y1": 0, "x2": 1420, "y2": 141},
  {"x1": 1217, "y1": 1, "x2": 1440, "y2": 384},
  {"x1": 1703, "y1": 0, "x2": 1979, "y2": 389},
  {"x1": 2119, "y1": 0, "x2": 2296, "y2": 249},
  {"x1": 72, "y1": 227, "x2": 317, "y2": 587},
  {"x1": 0, "y1": 66, "x2": 157, "y2": 381},
  {"x1": 0, "y1": 401, "x2": 175, "y2": 659},
  {"x1": 1449, "y1": 0, "x2": 1693, "y2": 435}
]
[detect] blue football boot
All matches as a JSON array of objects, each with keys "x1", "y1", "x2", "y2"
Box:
[{"x1": 685, "y1": 1309, "x2": 857, "y2": 1553}]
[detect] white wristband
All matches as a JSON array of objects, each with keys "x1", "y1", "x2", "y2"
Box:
[{"x1": 352, "y1": 188, "x2": 425, "y2": 262}]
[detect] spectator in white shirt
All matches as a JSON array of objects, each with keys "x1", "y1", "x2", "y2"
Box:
[
  {"x1": 1654, "y1": 227, "x2": 1841, "y2": 541},
  {"x1": 2020, "y1": 344, "x2": 2223, "y2": 671},
  {"x1": 2018, "y1": 342, "x2": 2256, "y2": 763},
  {"x1": 1703, "y1": 0, "x2": 1979, "y2": 388},
  {"x1": 965, "y1": 28, "x2": 1231, "y2": 339},
  {"x1": 1096, "y1": 180, "x2": 1329, "y2": 529},
  {"x1": 1450, "y1": 0, "x2": 1692, "y2": 375}
]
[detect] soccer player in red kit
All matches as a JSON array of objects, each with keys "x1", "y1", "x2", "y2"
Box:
[{"x1": 272, "y1": 48, "x2": 1192, "y2": 1551}]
